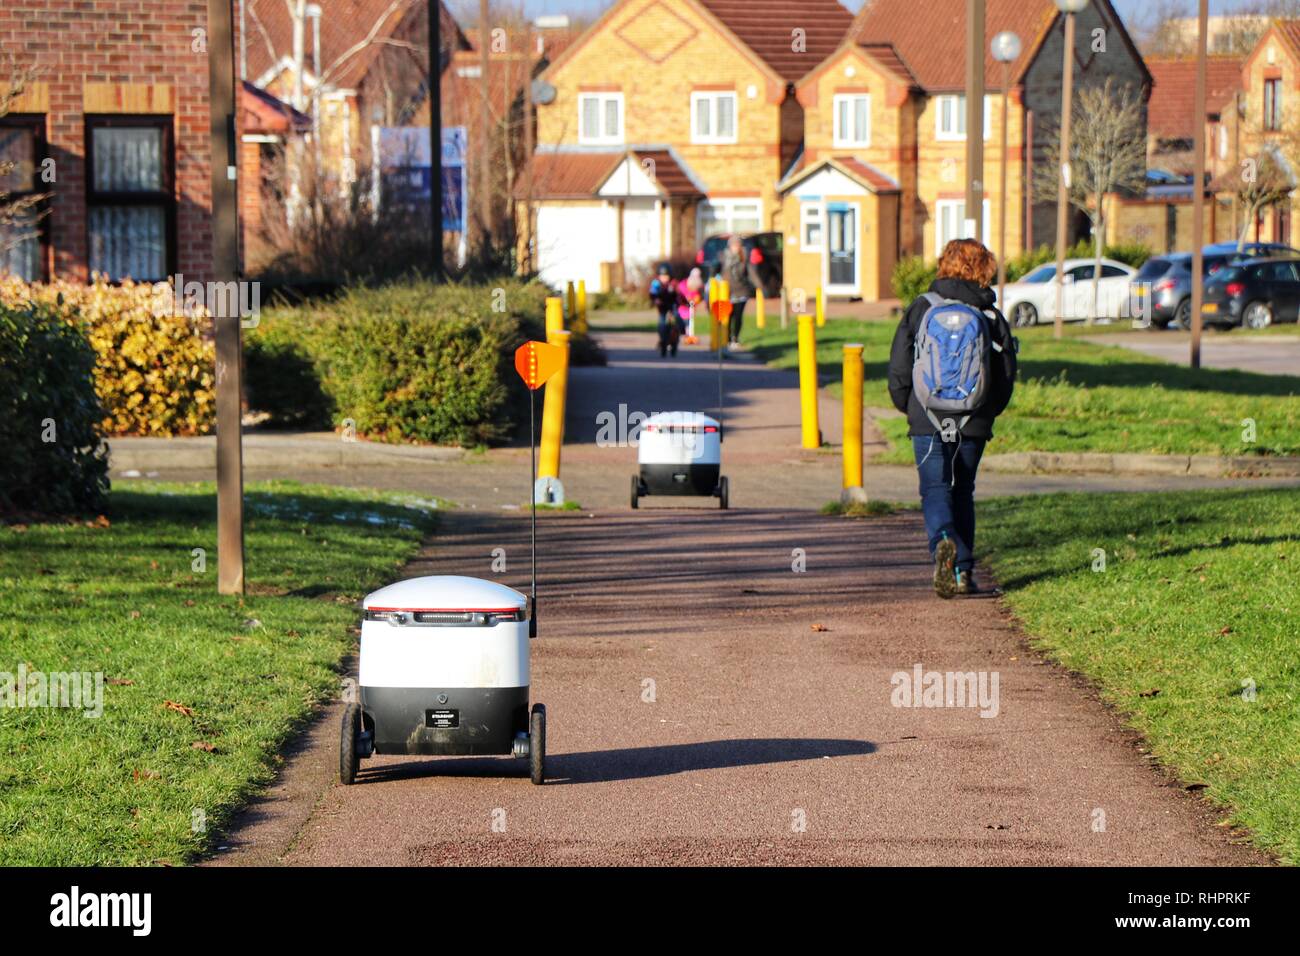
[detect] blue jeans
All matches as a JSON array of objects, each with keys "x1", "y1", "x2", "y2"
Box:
[{"x1": 912, "y1": 433, "x2": 986, "y2": 573}]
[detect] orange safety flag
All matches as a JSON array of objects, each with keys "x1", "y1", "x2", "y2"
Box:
[
  {"x1": 716, "y1": 299, "x2": 733, "y2": 322},
  {"x1": 514, "y1": 340, "x2": 565, "y2": 391}
]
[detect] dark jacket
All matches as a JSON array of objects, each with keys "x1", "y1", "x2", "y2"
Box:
[{"x1": 887, "y1": 277, "x2": 1018, "y2": 439}]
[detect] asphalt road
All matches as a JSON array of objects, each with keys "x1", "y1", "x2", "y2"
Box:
[
  {"x1": 1085, "y1": 332, "x2": 1300, "y2": 377},
  {"x1": 209, "y1": 330, "x2": 1265, "y2": 867}
]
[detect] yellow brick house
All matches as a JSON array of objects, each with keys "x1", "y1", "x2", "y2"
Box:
[
  {"x1": 782, "y1": 0, "x2": 1150, "y2": 301},
  {"x1": 517, "y1": 0, "x2": 853, "y2": 292}
]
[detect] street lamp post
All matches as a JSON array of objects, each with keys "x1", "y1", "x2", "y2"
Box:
[
  {"x1": 965, "y1": 0, "x2": 986, "y2": 242},
  {"x1": 992, "y1": 30, "x2": 1022, "y2": 311},
  {"x1": 1053, "y1": 0, "x2": 1088, "y2": 340},
  {"x1": 1190, "y1": 0, "x2": 1208, "y2": 370}
]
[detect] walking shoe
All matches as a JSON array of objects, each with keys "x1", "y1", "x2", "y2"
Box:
[
  {"x1": 933, "y1": 535, "x2": 958, "y2": 599},
  {"x1": 955, "y1": 570, "x2": 1000, "y2": 596}
]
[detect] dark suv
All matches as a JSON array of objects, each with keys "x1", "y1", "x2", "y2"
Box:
[
  {"x1": 1200, "y1": 257, "x2": 1300, "y2": 329},
  {"x1": 696, "y1": 232, "x2": 783, "y2": 297}
]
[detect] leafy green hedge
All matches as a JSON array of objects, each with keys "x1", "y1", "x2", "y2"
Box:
[
  {"x1": 245, "y1": 280, "x2": 603, "y2": 445},
  {"x1": 0, "y1": 300, "x2": 109, "y2": 516},
  {"x1": 892, "y1": 241, "x2": 1153, "y2": 308}
]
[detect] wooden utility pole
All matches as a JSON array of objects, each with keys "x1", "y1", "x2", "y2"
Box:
[
  {"x1": 479, "y1": 0, "x2": 492, "y2": 249},
  {"x1": 208, "y1": 0, "x2": 244, "y2": 594},
  {"x1": 1190, "y1": 0, "x2": 1208, "y2": 369},
  {"x1": 965, "y1": 0, "x2": 986, "y2": 242},
  {"x1": 1053, "y1": 8, "x2": 1077, "y2": 340},
  {"x1": 428, "y1": 0, "x2": 444, "y2": 277}
]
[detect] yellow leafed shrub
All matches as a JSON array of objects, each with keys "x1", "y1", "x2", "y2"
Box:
[{"x1": 0, "y1": 275, "x2": 215, "y2": 436}]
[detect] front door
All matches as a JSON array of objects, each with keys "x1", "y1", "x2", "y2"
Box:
[{"x1": 826, "y1": 204, "x2": 858, "y2": 292}]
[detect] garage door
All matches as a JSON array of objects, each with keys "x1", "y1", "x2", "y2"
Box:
[{"x1": 536, "y1": 204, "x2": 617, "y2": 293}]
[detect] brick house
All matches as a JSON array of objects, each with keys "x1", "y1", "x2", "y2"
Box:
[
  {"x1": 780, "y1": 0, "x2": 1150, "y2": 301},
  {"x1": 516, "y1": 0, "x2": 854, "y2": 292},
  {"x1": 0, "y1": 0, "x2": 219, "y2": 283}
]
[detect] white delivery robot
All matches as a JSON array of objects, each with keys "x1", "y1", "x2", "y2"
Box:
[
  {"x1": 341, "y1": 575, "x2": 546, "y2": 784},
  {"x1": 631, "y1": 411, "x2": 728, "y2": 509}
]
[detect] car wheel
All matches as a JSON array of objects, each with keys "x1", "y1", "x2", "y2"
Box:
[
  {"x1": 1011, "y1": 302, "x2": 1038, "y2": 327},
  {"x1": 1171, "y1": 299, "x2": 1191, "y2": 331},
  {"x1": 1243, "y1": 301, "x2": 1273, "y2": 329}
]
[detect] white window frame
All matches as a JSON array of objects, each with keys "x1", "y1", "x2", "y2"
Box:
[
  {"x1": 832, "y1": 93, "x2": 871, "y2": 148},
  {"x1": 697, "y1": 197, "x2": 764, "y2": 240},
  {"x1": 934, "y1": 94, "x2": 993, "y2": 141},
  {"x1": 578, "y1": 92, "x2": 624, "y2": 145},
  {"x1": 691, "y1": 91, "x2": 738, "y2": 145},
  {"x1": 801, "y1": 202, "x2": 825, "y2": 251},
  {"x1": 934, "y1": 198, "x2": 992, "y2": 256}
]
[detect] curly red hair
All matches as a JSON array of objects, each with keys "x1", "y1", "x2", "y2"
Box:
[{"x1": 937, "y1": 238, "x2": 998, "y2": 287}]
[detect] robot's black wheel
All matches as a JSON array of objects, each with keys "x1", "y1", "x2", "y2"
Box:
[
  {"x1": 630, "y1": 475, "x2": 640, "y2": 509},
  {"x1": 529, "y1": 703, "x2": 546, "y2": 785},
  {"x1": 340, "y1": 702, "x2": 361, "y2": 785},
  {"x1": 718, "y1": 475, "x2": 729, "y2": 510}
]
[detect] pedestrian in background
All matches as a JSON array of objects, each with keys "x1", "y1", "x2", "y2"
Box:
[{"x1": 719, "y1": 235, "x2": 756, "y2": 350}]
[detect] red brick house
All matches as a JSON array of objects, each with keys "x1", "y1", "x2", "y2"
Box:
[{"x1": 0, "y1": 0, "x2": 222, "y2": 283}]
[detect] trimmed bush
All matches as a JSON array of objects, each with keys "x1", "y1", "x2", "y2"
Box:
[
  {"x1": 0, "y1": 276, "x2": 215, "y2": 436},
  {"x1": 890, "y1": 255, "x2": 938, "y2": 307},
  {"x1": 246, "y1": 279, "x2": 599, "y2": 446},
  {"x1": 0, "y1": 299, "x2": 109, "y2": 516}
]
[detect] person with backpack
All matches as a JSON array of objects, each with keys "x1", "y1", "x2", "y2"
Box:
[{"x1": 887, "y1": 238, "x2": 1018, "y2": 599}]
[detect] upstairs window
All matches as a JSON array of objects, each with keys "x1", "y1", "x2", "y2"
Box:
[
  {"x1": 1264, "y1": 78, "x2": 1282, "y2": 131},
  {"x1": 86, "y1": 117, "x2": 173, "y2": 282},
  {"x1": 935, "y1": 94, "x2": 992, "y2": 141},
  {"x1": 578, "y1": 93, "x2": 623, "y2": 145},
  {"x1": 833, "y1": 94, "x2": 871, "y2": 148},
  {"x1": 691, "y1": 92, "x2": 737, "y2": 144}
]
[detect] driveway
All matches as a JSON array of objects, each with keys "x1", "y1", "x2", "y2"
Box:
[{"x1": 1086, "y1": 332, "x2": 1300, "y2": 377}]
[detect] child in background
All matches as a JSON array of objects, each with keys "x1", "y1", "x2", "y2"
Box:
[
  {"x1": 649, "y1": 263, "x2": 680, "y2": 358},
  {"x1": 677, "y1": 267, "x2": 706, "y2": 346}
]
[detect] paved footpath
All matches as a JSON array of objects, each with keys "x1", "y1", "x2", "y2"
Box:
[{"x1": 210, "y1": 329, "x2": 1267, "y2": 866}]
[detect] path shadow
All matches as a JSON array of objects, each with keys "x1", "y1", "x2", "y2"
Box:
[{"x1": 354, "y1": 737, "x2": 874, "y2": 786}]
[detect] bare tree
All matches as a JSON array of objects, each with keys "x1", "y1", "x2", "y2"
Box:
[
  {"x1": 1034, "y1": 79, "x2": 1148, "y2": 324},
  {"x1": 1227, "y1": 105, "x2": 1300, "y2": 250},
  {"x1": 0, "y1": 60, "x2": 46, "y2": 266}
]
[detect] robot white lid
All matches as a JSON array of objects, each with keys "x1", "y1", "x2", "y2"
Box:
[
  {"x1": 642, "y1": 411, "x2": 720, "y2": 428},
  {"x1": 362, "y1": 575, "x2": 527, "y2": 612}
]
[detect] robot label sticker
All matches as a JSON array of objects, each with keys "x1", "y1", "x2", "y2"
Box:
[{"x1": 425, "y1": 709, "x2": 460, "y2": 729}]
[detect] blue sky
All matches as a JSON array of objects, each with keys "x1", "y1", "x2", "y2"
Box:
[{"x1": 510, "y1": 0, "x2": 1268, "y2": 32}]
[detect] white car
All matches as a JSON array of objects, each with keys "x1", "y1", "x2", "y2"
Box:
[{"x1": 995, "y1": 257, "x2": 1137, "y2": 327}]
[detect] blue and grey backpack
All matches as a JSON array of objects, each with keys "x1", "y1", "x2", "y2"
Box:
[{"x1": 912, "y1": 292, "x2": 994, "y2": 435}]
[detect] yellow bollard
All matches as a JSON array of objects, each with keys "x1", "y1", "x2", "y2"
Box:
[
  {"x1": 717, "y1": 279, "x2": 730, "y2": 346},
  {"x1": 841, "y1": 343, "x2": 868, "y2": 503},
  {"x1": 797, "y1": 314, "x2": 821, "y2": 449},
  {"x1": 545, "y1": 296, "x2": 564, "y2": 334},
  {"x1": 565, "y1": 281, "x2": 576, "y2": 324},
  {"x1": 755, "y1": 289, "x2": 765, "y2": 329},
  {"x1": 816, "y1": 286, "x2": 826, "y2": 328},
  {"x1": 538, "y1": 329, "x2": 570, "y2": 482},
  {"x1": 576, "y1": 280, "x2": 588, "y2": 335}
]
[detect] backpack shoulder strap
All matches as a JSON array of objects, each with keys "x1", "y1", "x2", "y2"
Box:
[{"x1": 920, "y1": 292, "x2": 947, "y2": 310}]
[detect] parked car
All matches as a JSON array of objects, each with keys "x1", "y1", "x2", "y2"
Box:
[
  {"x1": 695, "y1": 232, "x2": 783, "y2": 298},
  {"x1": 1203, "y1": 241, "x2": 1300, "y2": 258},
  {"x1": 1200, "y1": 256, "x2": 1300, "y2": 329},
  {"x1": 995, "y1": 257, "x2": 1137, "y2": 326},
  {"x1": 1130, "y1": 252, "x2": 1237, "y2": 329}
]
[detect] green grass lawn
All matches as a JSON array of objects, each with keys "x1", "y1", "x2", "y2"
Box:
[
  {"x1": 743, "y1": 315, "x2": 1300, "y2": 463},
  {"x1": 978, "y1": 487, "x2": 1300, "y2": 863},
  {"x1": 0, "y1": 481, "x2": 436, "y2": 865}
]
